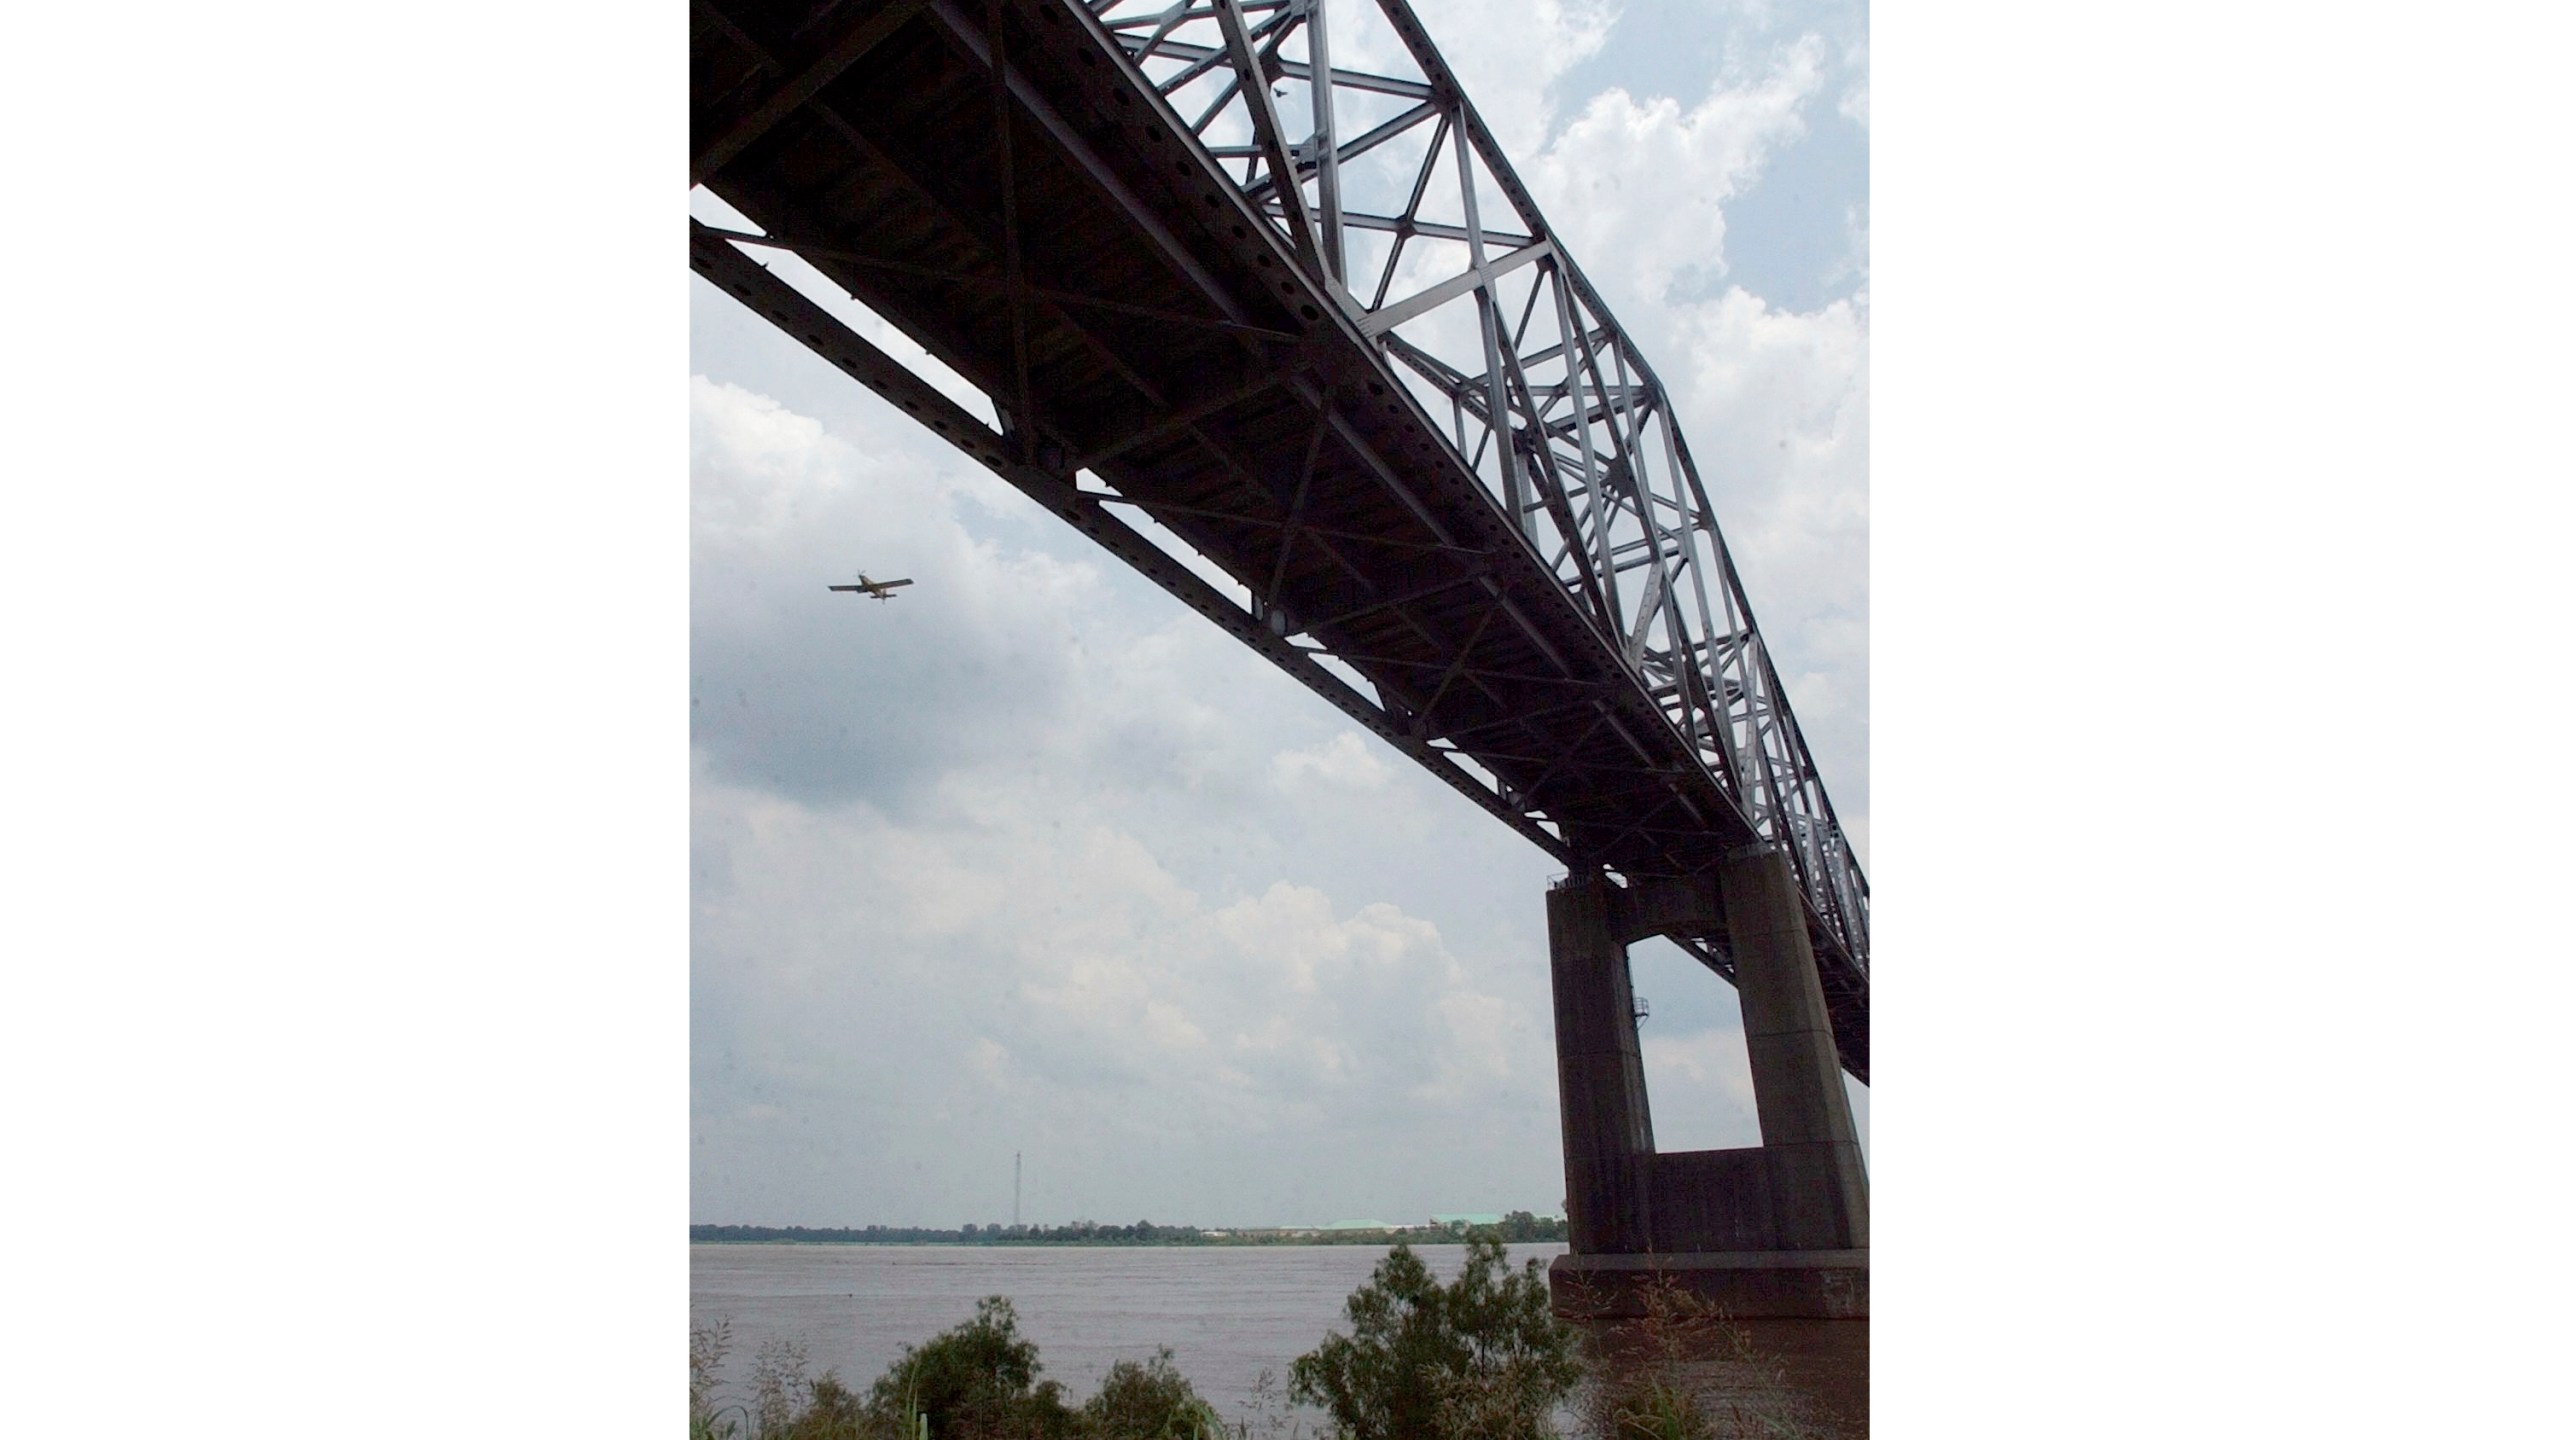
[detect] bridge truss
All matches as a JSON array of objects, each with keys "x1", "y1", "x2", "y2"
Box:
[{"x1": 691, "y1": 0, "x2": 1870, "y2": 1078}]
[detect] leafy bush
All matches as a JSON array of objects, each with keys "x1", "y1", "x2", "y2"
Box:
[
  {"x1": 1081, "y1": 1349, "x2": 1223, "y2": 1439},
  {"x1": 870, "y1": 1297, "x2": 1081, "y2": 1440},
  {"x1": 1288, "y1": 1238, "x2": 1582, "y2": 1440},
  {"x1": 766, "y1": 1374, "x2": 878, "y2": 1440}
]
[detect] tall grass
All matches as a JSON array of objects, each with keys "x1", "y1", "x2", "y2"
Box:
[{"x1": 1570, "y1": 1278, "x2": 1832, "y2": 1440}]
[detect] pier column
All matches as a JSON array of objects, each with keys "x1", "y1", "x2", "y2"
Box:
[
  {"x1": 1546, "y1": 875, "x2": 1655, "y2": 1254},
  {"x1": 1720, "y1": 846, "x2": 1868, "y2": 1251}
]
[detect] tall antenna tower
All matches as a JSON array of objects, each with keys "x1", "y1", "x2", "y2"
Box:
[{"x1": 1013, "y1": 1151, "x2": 1021, "y2": 1229}]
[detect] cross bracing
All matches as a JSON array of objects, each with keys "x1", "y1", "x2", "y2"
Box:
[{"x1": 690, "y1": 0, "x2": 1868, "y2": 1080}]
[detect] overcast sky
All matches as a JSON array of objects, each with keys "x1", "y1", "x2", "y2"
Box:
[{"x1": 690, "y1": 0, "x2": 1871, "y2": 1229}]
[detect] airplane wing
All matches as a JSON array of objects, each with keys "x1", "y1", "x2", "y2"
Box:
[
  {"x1": 827, "y1": 584, "x2": 860, "y2": 591},
  {"x1": 876, "y1": 578, "x2": 914, "y2": 589}
]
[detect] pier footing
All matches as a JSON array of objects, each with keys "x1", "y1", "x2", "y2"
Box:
[{"x1": 1547, "y1": 1249, "x2": 1869, "y2": 1320}]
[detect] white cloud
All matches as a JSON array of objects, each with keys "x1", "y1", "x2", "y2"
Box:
[
  {"x1": 1526, "y1": 35, "x2": 1828, "y2": 303},
  {"x1": 1271, "y1": 731, "x2": 1393, "y2": 794},
  {"x1": 1653, "y1": 289, "x2": 1869, "y2": 842},
  {"x1": 690, "y1": 371, "x2": 1576, "y2": 1223},
  {"x1": 1355, "y1": 0, "x2": 1619, "y2": 155},
  {"x1": 1639, "y1": 1026, "x2": 1757, "y2": 1110},
  {"x1": 1424, "y1": 26, "x2": 1866, "y2": 847},
  {"x1": 1634, "y1": 1023, "x2": 1764, "y2": 1152},
  {"x1": 693, "y1": 771, "x2": 1562, "y2": 1223}
]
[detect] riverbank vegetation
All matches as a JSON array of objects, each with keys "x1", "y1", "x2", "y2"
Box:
[
  {"x1": 693, "y1": 1296, "x2": 1223, "y2": 1440},
  {"x1": 1287, "y1": 1239, "x2": 1580, "y2": 1440},
  {"x1": 692, "y1": 1235, "x2": 1827, "y2": 1440},
  {"x1": 692, "y1": 1212, "x2": 1566, "y2": 1247}
]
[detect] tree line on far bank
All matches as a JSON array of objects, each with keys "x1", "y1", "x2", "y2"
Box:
[{"x1": 691, "y1": 1212, "x2": 1566, "y2": 1247}]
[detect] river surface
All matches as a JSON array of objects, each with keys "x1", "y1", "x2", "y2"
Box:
[{"x1": 691, "y1": 1241, "x2": 1568, "y2": 1422}]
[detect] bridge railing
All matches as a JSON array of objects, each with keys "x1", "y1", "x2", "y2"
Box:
[{"x1": 1079, "y1": 0, "x2": 1866, "y2": 975}]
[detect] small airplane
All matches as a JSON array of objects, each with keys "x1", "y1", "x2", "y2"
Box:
[{"x1": 828, "y1": 572, "x2": 914, "y2": 601}]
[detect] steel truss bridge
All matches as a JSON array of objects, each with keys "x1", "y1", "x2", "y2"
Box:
[{"x1": 691, "y1": 0, "x2": 1870, "y2": 1080}]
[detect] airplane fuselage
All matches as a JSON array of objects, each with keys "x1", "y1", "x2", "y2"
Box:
[{"x1": 829, "y1": 573, "x2": 913, "y2": 601}]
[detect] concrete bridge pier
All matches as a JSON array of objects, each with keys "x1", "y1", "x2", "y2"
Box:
[{"x1": 1545, "y1": 847, "x2": 1868, "y2": 1322}]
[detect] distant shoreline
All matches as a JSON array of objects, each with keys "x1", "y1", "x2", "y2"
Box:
[{"x1": 692, "y1": 1218, "x2": 1566, "y2": 1247}]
